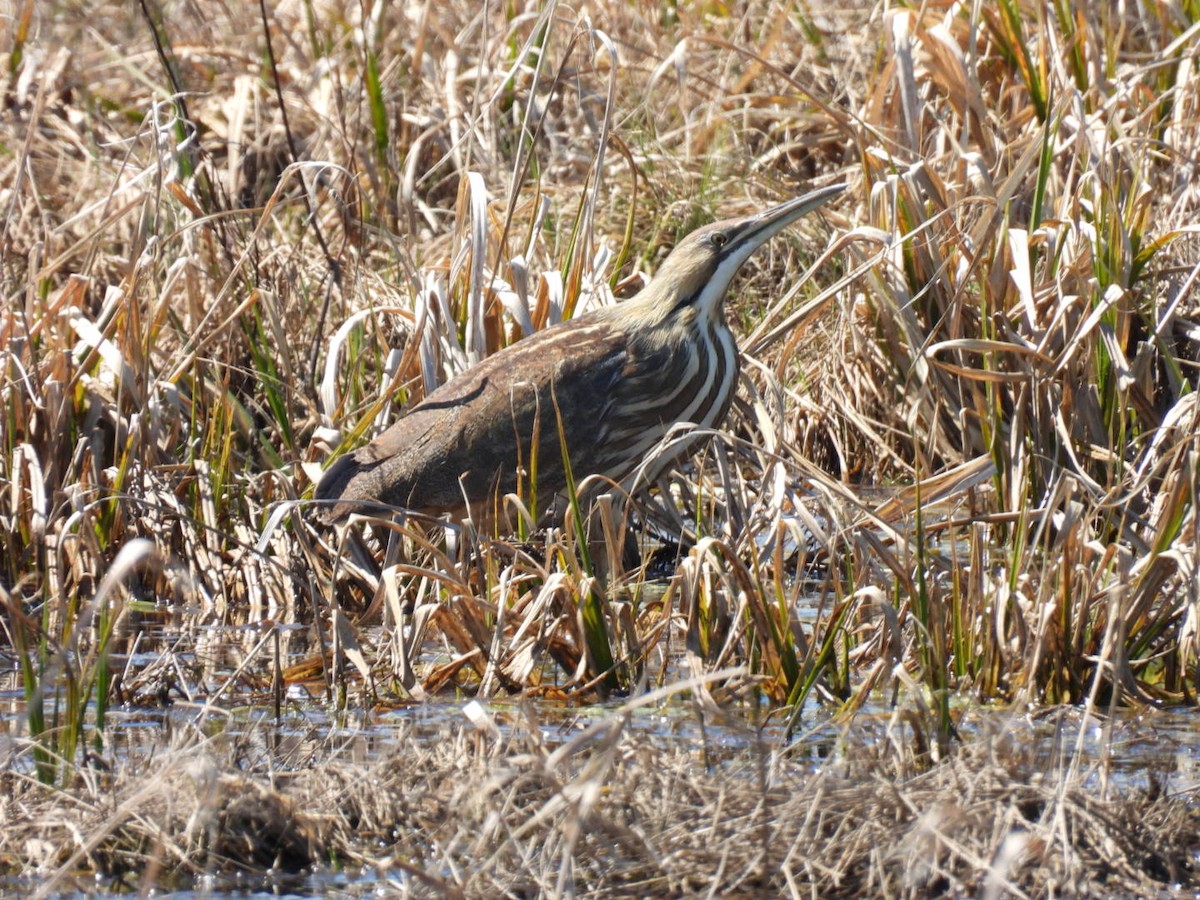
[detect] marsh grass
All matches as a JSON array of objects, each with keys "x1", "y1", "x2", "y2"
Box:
[
  {"x1": 2, "y1": 0, "x2": 1199, "y2": 892},
  {"x1": 4, "y1": 702, "x2": 1198, "y2": 898}
]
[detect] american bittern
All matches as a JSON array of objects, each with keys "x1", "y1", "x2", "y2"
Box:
[{"x1": 316, "y1": 183, "x2": 844, "y2": 523}]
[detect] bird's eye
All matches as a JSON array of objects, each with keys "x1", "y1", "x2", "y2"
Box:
[{"x1": 710, "y1": 231, "x2": 728, "y2": 248}]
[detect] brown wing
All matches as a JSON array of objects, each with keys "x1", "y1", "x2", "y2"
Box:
[{"x1": 315, "y1": 316, "x2": 630, "y2": 520}]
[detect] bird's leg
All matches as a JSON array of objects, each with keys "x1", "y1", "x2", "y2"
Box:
[
  {"x1": 538, "y1": 487, "x2": 638, "y2": 581},
  {"x1": 587, "y1": 491, "x2": 645, "y2": 583}
]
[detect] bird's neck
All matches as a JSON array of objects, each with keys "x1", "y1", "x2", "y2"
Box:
[{"x1": 605, "y1": 281, "x2": 727, "y2": 334}]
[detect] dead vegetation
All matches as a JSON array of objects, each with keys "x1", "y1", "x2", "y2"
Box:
[
  {"x1": 3, "y1": 704, "x2": 1197, "y2": 898},
  {"x1": 3, "y1": 0, "x2": 1200, "y2": 893}
]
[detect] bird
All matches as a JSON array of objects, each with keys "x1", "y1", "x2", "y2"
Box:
[{"x1": 315, "y1": 183, "x2": 845, "y2": 525}]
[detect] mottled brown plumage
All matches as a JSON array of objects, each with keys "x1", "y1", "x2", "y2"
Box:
[{"x1": 316, "y1": 183, "x2": 844, "y2": 522}]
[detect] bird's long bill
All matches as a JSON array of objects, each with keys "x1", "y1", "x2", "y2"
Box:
[{"x1": 727, "y1": 182, "x2": 846, "y2": 257}]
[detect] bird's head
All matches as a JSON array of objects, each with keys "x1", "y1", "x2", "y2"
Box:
[{"x1": 620, "y1": 182, "x2": 845, "y2": 329}]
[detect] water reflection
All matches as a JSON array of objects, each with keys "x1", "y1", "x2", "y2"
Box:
[{"x1": 4, "y1": 608, "x2": 1197, "y2": 802}]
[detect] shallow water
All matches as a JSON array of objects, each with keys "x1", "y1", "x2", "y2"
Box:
[
  {"x1": 4, "y1": 587, "x2": 1197, "y2": 766},
  {"x1": 4, "y1": 592, "x2": 1199, "y2": 898},
  {"x1": 4, "y1": 692, "x2": 1198, "y2": 899},
  {"x1": 7, "y1": 648, "x2": 1197, "y2": 793}
]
